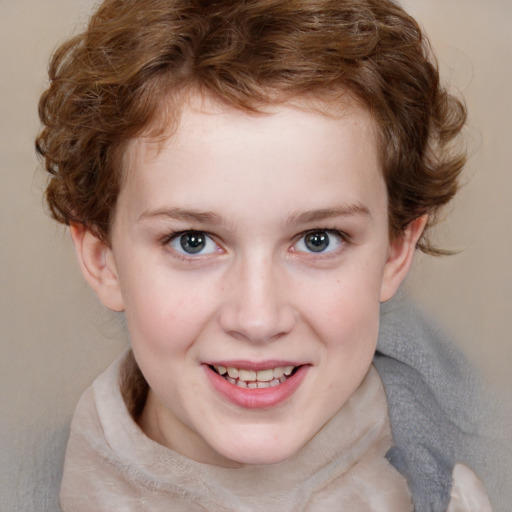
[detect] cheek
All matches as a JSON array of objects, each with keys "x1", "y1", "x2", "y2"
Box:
[
  {"x1": 308, "y1": 261, "x2": 384, "y2": 323},
  {"x1": 319, "y1": 293, "x2": 380, "y2": 353},
  {"x1": 120, "y1": 269, "x2": 214, "y2": 354},
  {"x1": 303, "y1": 265, "x2": 383, "y2": 359}
]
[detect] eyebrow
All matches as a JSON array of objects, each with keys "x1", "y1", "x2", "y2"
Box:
[
  {"x1": 138, "y1": 203, "x2": 371, "y2": 226},
  {"x1": 287, "y1": 204, "x2": 371, "y2": 225},
  {"x1": 138, "y1": 207, "x2": 224, "y2": 224}
]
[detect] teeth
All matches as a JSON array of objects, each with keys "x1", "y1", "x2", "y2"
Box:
[
  {"x1": 227, "y1": 367, "x2": 239, "y2": 378},
  {"x1": 238, "y1": 369, "x2": 257, "y2": 382},
  {"x1": 214, "y1": 365, "x2": 297, "y2": 385},
  {"x1": 273, "y1": 367, "x2": 285, "y2": 379},
  {"x1": 256, "y1": 369, "x2": 274, "y2": 382}
]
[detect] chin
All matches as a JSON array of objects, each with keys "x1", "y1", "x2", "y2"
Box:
[
  {"x1": 225, "y1": 449, "x2": 297, "y2": 467},
  {"x1": 212, "y1": 428, "x2": 308, "y2": 467}
]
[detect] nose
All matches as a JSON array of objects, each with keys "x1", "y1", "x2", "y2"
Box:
[{"x1": 218, "y1": 256, "x2": 296, "y2": 344}]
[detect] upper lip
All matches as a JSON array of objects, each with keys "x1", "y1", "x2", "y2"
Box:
[{"x1": 204, "y1": 360, "x2": 305, "y2": 371}]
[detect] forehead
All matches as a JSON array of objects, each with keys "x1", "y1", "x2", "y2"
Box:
[
  {"x1": 117, "y1": 93, "x2": 385, "y2": 226},
  {"x1": 126, "y1": 92, "x2": 378, "y2": 166}
]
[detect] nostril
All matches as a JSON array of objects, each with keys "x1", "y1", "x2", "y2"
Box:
[{"x1": 219, "y1": 316, "x2": 287, "y2": 343}]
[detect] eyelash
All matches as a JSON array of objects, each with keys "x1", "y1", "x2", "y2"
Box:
[
  {"x1": 160, "y1": 228, "x2": 350, "y2": 260},
  {"x1": 292, "y1": 228, "x2": 349, "y2": 256},
  {"x1": 161, "y1": 230, "x2": 221, "y2": 261}
]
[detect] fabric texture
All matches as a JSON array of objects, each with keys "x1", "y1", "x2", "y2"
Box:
[
  {"x1": 59, "y1": 297, "x2": 497, "y2": 511},
  {"x1": 447, "y1": 464, "x2": 494, "y2": 512},
  {"x1": 60, "y1": 361, "x2": 413, "y2": 511},
  {"x1": 375, "y1": 297, "x2": 496, "y2": 512}
]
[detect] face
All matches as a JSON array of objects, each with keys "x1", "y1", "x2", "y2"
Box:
[{"x1": 78, "y1": 95, "x2": 421, "y2": 467}]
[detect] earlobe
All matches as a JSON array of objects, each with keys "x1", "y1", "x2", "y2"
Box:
[
  {"x1": 379, "y1": 215, "x2": 428, "y2": 303},
  {"x1": 69, "y1": 224, "x2": 125, "y2": 312}
]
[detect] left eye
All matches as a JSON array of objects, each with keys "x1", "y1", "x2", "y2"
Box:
[
  {"x1": 294, "y1": 230, "x2": 345, "y2": 254},
  {"x1": 168, "y1": 231, "x2": 219, "y2": 255}
]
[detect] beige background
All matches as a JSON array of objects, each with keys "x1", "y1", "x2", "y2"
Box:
[{"x1": 1, "y1": 1, "x2": 510, "y2": 510}]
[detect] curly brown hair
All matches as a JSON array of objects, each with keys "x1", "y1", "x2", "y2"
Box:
[{"x1": 36, "y1": 0, "x2": 466, "y2": 253}]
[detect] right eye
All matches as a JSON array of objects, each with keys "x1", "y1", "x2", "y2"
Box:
[{"x1": 168, "y1": 231, "x2": 219, "y2": 255}]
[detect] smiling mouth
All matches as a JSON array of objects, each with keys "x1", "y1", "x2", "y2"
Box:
[{"x1": 209, "y1": 365, "x2": 300, "y2": 389}]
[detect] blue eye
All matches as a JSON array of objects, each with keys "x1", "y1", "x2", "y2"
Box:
[
  {"x1": 294, "y1": 230, "x2": 344, "y2": 254},
  {"x1": 168, "y1": 231, "x2": 218, "y2": 255}
]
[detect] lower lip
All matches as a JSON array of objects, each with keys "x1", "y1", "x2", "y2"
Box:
[{"x1": 204, "y1": 365, "x2": 308, "y2": 409}]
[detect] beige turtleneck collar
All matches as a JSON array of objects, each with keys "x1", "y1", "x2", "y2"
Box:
[{"x1": 60, "y1": 351, "x2": 413, "y2": 511}]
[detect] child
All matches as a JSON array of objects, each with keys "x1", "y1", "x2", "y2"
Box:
[{"x1": 36, "y1": 0, "x2": 495, "y2": 510}]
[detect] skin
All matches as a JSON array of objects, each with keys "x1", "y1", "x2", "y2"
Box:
[{"x1": 71, "y1": 94, "x2": 426, "y2": 468}]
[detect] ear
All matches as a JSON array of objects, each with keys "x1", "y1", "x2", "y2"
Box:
[
  {"x1": 379, "y1": 215, "x2": 428, "y2": 302},
  {"x1": 69, "y1": 223, "x2": 125, "y2": 312}
]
